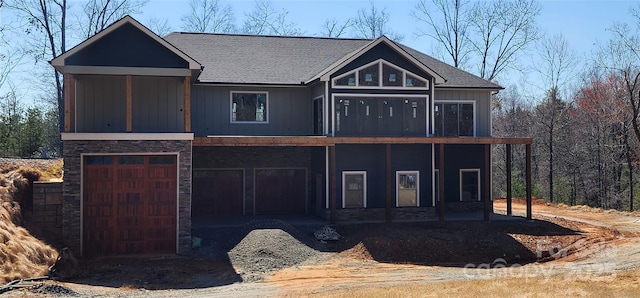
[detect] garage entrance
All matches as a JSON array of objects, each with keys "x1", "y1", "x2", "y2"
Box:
[
  {"x1": 192, "y1": 169, "x2": 244, "y2": 217},
  {"x1": 82, "y1": 155, "x2": 177, "y2": 256},
  {"x1": 254, "y1": 168, "x2": 306, "y2": 215}
]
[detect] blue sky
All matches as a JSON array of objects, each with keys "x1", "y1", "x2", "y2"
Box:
[{"x1": 1, "y1": 0, "x2": 639, "y2": 104}]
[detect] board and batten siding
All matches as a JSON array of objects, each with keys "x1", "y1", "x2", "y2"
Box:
[
  {"x1": 75, "y1": 75, "x2": 127, "y2": 133},
  {"x1": 191, "y1": 86, "x2": 313, "y2": 136},
  {"x1": 75, "y1": 75, "x2": 185, "y2": 133},
  {"x1": 434, "y1": 89, "x2": 492, "y2": 137},
  {"x1": 132, "y1": 76, "x2": 185, "y2": 132}
]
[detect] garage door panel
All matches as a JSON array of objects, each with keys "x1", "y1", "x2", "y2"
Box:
[
  {"x1": 192, "y1": 169, "x2": 243, "y2": 217},
  {"x1": 83, "y1": 155, "x2": 177, "y2": 256},
  {"x1": 255, "y1": 169, "x2": 306, "y2": 215}
]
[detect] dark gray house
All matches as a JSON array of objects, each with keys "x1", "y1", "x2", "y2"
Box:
[{"x1": 51, "y1": 16, "x2": 532, "y2": 257}]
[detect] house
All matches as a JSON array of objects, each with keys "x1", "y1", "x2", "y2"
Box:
[{"x1": 50, "y1": 16, "x2": 533, "y2": 257}]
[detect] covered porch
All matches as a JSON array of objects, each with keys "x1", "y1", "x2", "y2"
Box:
[{"x1": 193, "y1": 136, "x2": 534, "y2": 223}]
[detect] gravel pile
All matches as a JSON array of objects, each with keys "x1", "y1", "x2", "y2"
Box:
[
  {"x1": 229, "y1": 229, "x2": 321, "y2": 281},
  {"x1": 192, "y1": 219, "x2": 323, "y2": 282}
]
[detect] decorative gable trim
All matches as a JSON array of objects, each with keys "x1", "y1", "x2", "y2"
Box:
[
  {"x1": 331, "y1": 59, "x2": 429, "y2": 90},
  {"x1": 308, "y1": 36, "x2": 446, "y2": 85},
  {"x1": 50, "y1": 15, "x2": 201, "y2": 73}
]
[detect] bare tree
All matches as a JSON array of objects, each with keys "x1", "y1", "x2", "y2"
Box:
[
  {"x1": 533, "y1": 34, "x2": 578, "y2": 92},
  {"x1": 181, "y1": 0, "x2": 235, "y2": 33},
  {"x1": 469, "y1": 0, "x2": 541, "y2": 81},
  {"x1": 79, "y1": 0, "x2": 148, "y2": 38},
  {"x1": 320, "y1": 18, "x2": 351, "y2": 38},
  {"x1": 413, "y1": 0, "x2": 472, "y2": 68},
  {"x1": 241, "y1": 0, "x2": 303, "y2": 36},
  {"x1": 7, "y1": 0, "x2": 67, "y2": 135},
  {"x1": 352, "y1": 0, "x2": 403, "y2": 41},
  {"x1": 146, "y1": 16, "x2": 173, "y2": 36}
]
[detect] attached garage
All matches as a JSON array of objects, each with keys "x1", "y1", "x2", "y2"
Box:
[
  {"x1": 192, "y1": 169, "x2": 244, "y2": 217},
  {"x1": 82, "y1": 155, "x2": 177, "y2": 256},
  {"x1": 254, "y1": 168, "x2": 307, "y2": 215}
]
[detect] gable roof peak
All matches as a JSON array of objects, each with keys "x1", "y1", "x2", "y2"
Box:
[{"x1": 51, "y1": 15, "x2": 201, "y2": 73}]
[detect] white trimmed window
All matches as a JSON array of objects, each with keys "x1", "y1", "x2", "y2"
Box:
[
  {"x1": 397, "y1": 171, "x2": 419, "y2": 207},
  {"x1": 460, "y1": 169, "x2": 480, "y2": 201},
  {"x1": 332, "y1": 59, "x2": 428, "y2": 89},
  {"x1": 342, "y1": 171, "x2": 367, "y2": 208},
  {"x1": 231, "y1": 92, "x2": 268, "y2": 123}
]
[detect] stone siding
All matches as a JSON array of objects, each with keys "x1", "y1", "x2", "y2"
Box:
[
  {"x1": 31, "y1": 181, "x2": 64, "y2": 247},
  {"x1": 324, "y1": 207, "x2": 437, "y2": 222},
  {"x1": 63, "y1": 140, "x2": 192, "y2": 256}
]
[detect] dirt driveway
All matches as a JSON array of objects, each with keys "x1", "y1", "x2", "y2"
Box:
[{"x1": 7, "y1": 199, "x2": 640, "y2": 297}]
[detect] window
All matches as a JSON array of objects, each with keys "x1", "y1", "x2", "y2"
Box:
[
  {"x1": 343, "y1": 171, "x2": 366, "y2": 208},
  {"x1": 383, "y1": 64, "x2": 403, "y2": 87},
  {"x1": 231, "y1": 92, "x2": 268, "y2": 122},
  {"x1": 460, "y1": 169, "x2": 480, "y2": 201},
  {"x1": 332, "y1": 59, "x2": 429, "y2": 89},
  {"x1": 397, "y1": 171, "x2": 419, "y2": 207},
  {"x1": 434, "y1": 102, "x2": 474, "y2": 136}
]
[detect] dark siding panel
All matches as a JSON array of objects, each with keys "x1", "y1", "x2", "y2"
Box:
[
  {"x1": 65, "y1": 23, "x2": 188, "y2": 68},
  {"x1": 335, "y1": 145, "x2": 387, "y2": 208},
  {"x1": 76, "y1": 75, "x2": 126, "y2": 132},
  {"x1": 191, "y1": 86, "x2": 313, "y2": 136},
  {"x1": 132, "y1": 76, "x2": 184, "y2": 132},
  {"x1": 435, "y1": 144, "x2": 485, "y2": 202}
]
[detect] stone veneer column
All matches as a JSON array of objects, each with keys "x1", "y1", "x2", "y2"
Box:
[{"x1": 63, "y1": 139, "x2": 192, "y2": 256}]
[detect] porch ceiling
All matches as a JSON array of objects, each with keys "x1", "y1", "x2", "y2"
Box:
[{"x1": 193, "y1": 136, "x2": 533, "y2": 147}]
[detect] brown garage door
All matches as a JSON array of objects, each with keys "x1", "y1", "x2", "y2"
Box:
[
  {"x1": 255, "y1": 169, "x2": 306, "y2": 215},
  {"x1": 192, "y1": 169, "x2": 244, "y2": 217},
  {"x1": 83, "y1": 155, "x2": 177, "y2": 256}
]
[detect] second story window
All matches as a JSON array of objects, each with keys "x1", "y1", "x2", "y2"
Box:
[
  {"x1": 231, "y1": 92, "x2": 268, "y2": 123},
  {"x1": 434, "y1": 102, "x2": 474, "y2": 137}
]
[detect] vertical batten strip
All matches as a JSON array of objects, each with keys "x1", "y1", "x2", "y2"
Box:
[
  {"x1": 184, "y1": 76, "x2": 191, "y2": 132},
  {"x1": 126, "y1": 75, "x2": 132, "y2": 132}
]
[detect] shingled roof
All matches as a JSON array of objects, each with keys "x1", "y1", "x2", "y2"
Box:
[{"x1": 163, "y1": 32, "x2": 501, "y2": 89}]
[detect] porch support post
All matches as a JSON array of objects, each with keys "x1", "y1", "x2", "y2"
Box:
[
  {"x1": 506, "y1": 144, "x2": 512, "y2": 216},
  {"x1": 184, "y1": 76, "x2": 191, "y2": 132},
  {"x1": 386, "y1": 144, "x2": 391, "y2": 222},
  {"x1": 439, "y1": 143, "x2": 445, "y2": 221},
  {"x1": 63, "y1": 74, "x2": 76, "y2": 132},
  {"x1": 484, "y1": 144, "x2": 491, "y2": 221},
  {"x1": 126, "y1": 75, "x2": 132, "y2": 132},
  {"x1": 330, "y1": 145, "x2": 337, "y2": 224},
  {"x1": 526, "y1": 143, "x2": 532, "y2": 220}
]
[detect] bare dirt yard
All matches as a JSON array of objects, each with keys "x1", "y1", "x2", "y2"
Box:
[{"x1": 2, "y1": 159, "x2": 640, "y2": 297}]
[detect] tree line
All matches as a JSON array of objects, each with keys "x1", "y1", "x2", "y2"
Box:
[{"x1": 1, "y1": 0, "x2": 639, "y2": 210}]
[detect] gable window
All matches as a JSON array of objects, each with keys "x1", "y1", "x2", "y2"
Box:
[
  {"x1": 332, "y1": 59, "x2": 428, "y2": 89},
  {"x1": 231, "y1": 92, "x2": 268, "y2": 122},
  {"x1": 397, "y1": 171, "x2": 419, "y2": 207},
  {"x1": 434, "y1": 102, "x2": 475, "y2": 137},
  {"x1": 343, "y1": 171, "x2": 366, "y2": 208}
]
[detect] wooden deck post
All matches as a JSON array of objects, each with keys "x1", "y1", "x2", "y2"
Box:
[
  {"x1": 386, "y1": 144, "x2": 391, "y2": 222},
  {"x1": 330, "y1": 145, "x2": 337, "y2": 224},
  {"x1": 439, "y1": 144, "x2": 445, "y2": 221},
  {"x1": 63, "y1": 74, "x2": 76, "y2": 132},
  {"x1": 506, "y1": 144, "x2": 512, "y2": 216},
  {"x1": 184, "y1": 76, "x2": 191, "y2": 132},
  {"x1": 484, "y1": 144, "x2": 491, "y2": 221},
  {"x1": 526, "y1": 143, "x2": 532, "y2": 220}
]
